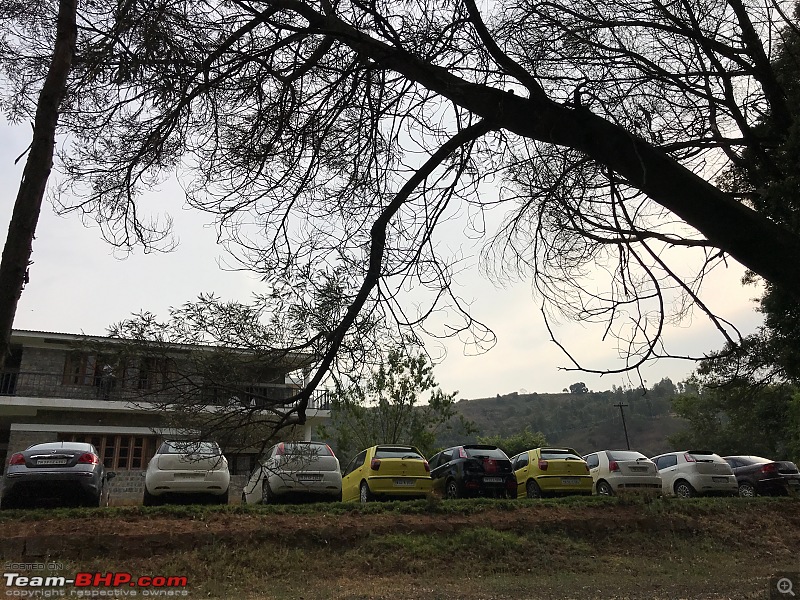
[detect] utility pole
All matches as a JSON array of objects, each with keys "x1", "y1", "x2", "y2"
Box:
[{"x1": 614, "y1": 402, "x2": 631, "y2": 450}]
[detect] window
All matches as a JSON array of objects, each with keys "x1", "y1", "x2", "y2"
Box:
[
  {"x1": 464, "y1": 446, "x2": 509, "y2": 460},
  {"x1": 374, "y1": 446, "x2": 423, "y2": 460},
  {"x1": 344, "y1": 450, "x2": 367, "y2": 477},
  {"x1": 60, "y1": 434, "x2": 157, "y2": 469},
  {"x1": 63, "y1": 353, "x2": 100, "y2": 386},
  {"x1": 606, "y1": 451, "x2": 647, "y2": 462},
  {"x1": 514, "y1": 453, "x2": 529, "y2": 469},
  {"x1": 63, "y1": 353, "x2": 128, "y2": 391},
  {"x1": 138, "y1": 357, "x2": 177, "y2": 390},
  {"x1": 428, "y1": 452, "x2": 442, "y2": 470},
  {"x1": 585, "y1": 454, "x2": 599, "y2": 469},
  {"x1": 654, "y1": 455, "x2": 678, "y2": 470}
]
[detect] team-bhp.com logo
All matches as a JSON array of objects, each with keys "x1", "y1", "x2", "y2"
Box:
[{"x1": 4, "y1": 572, "x2": 189, "y2": 597}]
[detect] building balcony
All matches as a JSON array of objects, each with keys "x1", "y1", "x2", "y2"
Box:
[{"x1": 0, "y1": 371, "x2": 331, "y2": 412}]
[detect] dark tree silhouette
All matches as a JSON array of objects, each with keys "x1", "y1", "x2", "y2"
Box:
[{"x1": 2, "y1": 0, "x2": 800, "y2": 425}]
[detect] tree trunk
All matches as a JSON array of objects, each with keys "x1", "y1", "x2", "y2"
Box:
[{"x1": 0, "y1": 0, "x2": 77, "y2": 369}]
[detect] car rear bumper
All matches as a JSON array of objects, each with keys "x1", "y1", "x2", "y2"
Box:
[
  {"x1": 3, "y1": 472, "x2": 102, "y2": 498},
  {"x1": 609, "y1": 475, "x2": 662, "y2": 492},
  {"x1": 755, "y1": 474, "x2": 800, "y2": 494},
  {"x1": 689, "y1": 473, "x2": 738, "y2": 494},
  {"x1": 269, "y1": 472, "x2": 342, "y2": 497},
  {"x1": 367, "y1": 475, "x2": 432, "y2": 497},
  {"x1": 146, "y1": 471, "x2": 230, "y2": 496},
  {"x1": 537, "y1": 475, "x2": 594, "y2": 494}
]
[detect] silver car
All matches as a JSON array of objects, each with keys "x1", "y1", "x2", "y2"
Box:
[
  {"x1": 242, "y1": 441, "x2": 342, "y2": 504},
  {"x1": 143, "y1": 440, "x2": 230, "y2": 505},
  {"x1": 1, "y1": 442, "x2": 115, "y2": 508},
  {"x1": 583, "y1": 450, "x2": 661, "y2": 496},
  {"x1": 651, "y1": 450, "x2": 738, "y2": 497}
]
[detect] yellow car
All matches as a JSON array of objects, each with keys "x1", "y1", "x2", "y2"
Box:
[
  {"x1": 511, "y1": 447, "x2": 593, "y2": 498},
  {"x1": 341, "y1": 445, "x2": 432, "y2": 502}
]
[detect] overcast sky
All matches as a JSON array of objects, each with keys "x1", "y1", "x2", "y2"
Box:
[{"x1": 1, "y1": 120, "x2": 765, "y2": 399}]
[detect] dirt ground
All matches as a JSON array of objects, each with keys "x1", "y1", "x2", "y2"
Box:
[{"x1": 1, "y1": 499, "x2": 798, "y2": 599}]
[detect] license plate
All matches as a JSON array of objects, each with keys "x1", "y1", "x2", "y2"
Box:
[
  {"x1": 561, "y1": 478, "x2": 580, "y2": 485},
  {"x1": 175, "y1": 473, "x2": 204, "y2": 479},
  {"x1": 36, "y1": 459, "x2": 67, "y2": 466},
  {"x1": 483, "y1": 476, "x2": 503, "y2": 483},
  {"x1": 297, "y1": 474, "x2": 322, "y2": 482},
  {"x1": 712, "y1": 477, "x2": 730, "y2": 483},
  {"x1": 393, "y1": 478, "x2": 415, "y2": 487},
  {"x1": 630, "y1": 467, "x2": 647, "y2": 472}
]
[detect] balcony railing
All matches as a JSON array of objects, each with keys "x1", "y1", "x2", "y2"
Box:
[{"x1": 0, "y1": 371, "x2": 331, "y2": 411}]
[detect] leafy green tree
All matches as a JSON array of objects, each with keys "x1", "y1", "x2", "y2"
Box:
[
  {"x1": 671, "y1": 373, "x2": 800, "y2": 460},
  {"x1": 477, "y1": 428, "x2": 548, "y2": 458},
  {"x1": 569, "y1": 382, "x2": 589, "y2": 395},
  {"x1": 716, "y1": 8, "x2": 800, "y2": 383},
  {"x1": 319, "y1": 349, "x2": 476, "y2": 464}
]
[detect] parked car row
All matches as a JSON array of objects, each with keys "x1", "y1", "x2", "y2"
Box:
[{"x1": 4, "y1": 439, "x2": 800, "y2": 508}]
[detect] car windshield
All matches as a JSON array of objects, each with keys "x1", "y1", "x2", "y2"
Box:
[
  {"x1": 738, "y1": 456, "x2": 771, "y2": 465},
  {"x1": 374, "y1": 447, "x2": 424, "y2": 460},
  {"x1": 281, "y1": 443, "x2": 333, "y2": 456},
  {"x1": 607, "y1": 451, "x2": 648, "y2": 461},
  {"x1": 28, "y1": 442, "x2": 92, "y2": 452},
  {"x1": 464, "y1": 446, "x2": 508, "y2": 460},
  {"x1": 159, "y1": 441, "x2": 221, "y2": 456},
  {"x1": 541, "y1": 449, "x2": 583, "y2": 461}
]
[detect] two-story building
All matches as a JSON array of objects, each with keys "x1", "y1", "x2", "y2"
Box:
[{"x1": 0, "y1": 329, "x2": 331, "y2": 503}]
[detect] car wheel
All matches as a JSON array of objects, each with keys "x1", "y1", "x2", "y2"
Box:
[
  {"x1": 241, "y1": 492, "x2": 248, "y2": 505},
  {"x1": 360, "y1": 481, "x2": 373, "y2": 503},
  {"x1": 674, "y1": 480, "x2": 696, "y2": 498},
  {"x1": 738, "y1": 482, "x2": 756, "y2": 498},
  {"x1": 215, "y1": 489, "x2": 229, "y2": 505},
  {"x1": 142, "y1": 488, "x2": 160, "y2": 507},
  {"x1": 262, "y1": 482, "x2": 276, "y2": 504},
  {"x1": 526, "y1": 480, "x2": 542, "y2": 499},
  {"x1": 0, "y1": 495, "x2": 18, "y2": 510},
  {"x1": 445, "y1": 479, "x2": 460, "y2": 500},
  {"x1": 596, "y1": 481, "x2": 615, "y2": 496}
]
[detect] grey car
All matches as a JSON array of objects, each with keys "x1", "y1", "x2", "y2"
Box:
[{"x1": 1, "y1": 441, "x2": 115, "y2": 509}]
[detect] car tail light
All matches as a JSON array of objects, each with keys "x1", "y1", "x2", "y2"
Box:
[
  {"x1": 458, "y1": 447, "x2": 468, "y2": 459},
  {"x1": 370, "y1": 458, "x2": 381, "y2": 471},
  {"x1": 761, "y1": 463, "x2": 779, "y2": 474},
  {"x1": 466, "y1": 480, "x2": 480, "y2": 490},
  {"x1": 538, "y1": 459, "x2": 548, "y2": 471},
  {"x1": 9, "y1": 453, "x2": 24, "y2": 466},
  {"x1": 276, "y1": 443, "x2": 285, "y2": 455},
  {"x1": 78, "y1": 453, "x2": 99, "y2": 465},
  {"x1": 683, "y1": 453, "x2": 696, "y2": 462},
  {"x1": 326, "y1": 444, "x2": 335, "y2": 457},
  {"x1": 583, "y1": 462, "x2": 590, "y2": 473},
  {"x1": 609, "y1": 460, "x2": 620, "y2": 472},
  {"x1": 423, "y1": 460, "x2": 430, "y2": 473}
]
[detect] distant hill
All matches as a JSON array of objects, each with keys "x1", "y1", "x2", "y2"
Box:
[{"x1": 438, "y1": 381, "x2": 687, "y2": 457}]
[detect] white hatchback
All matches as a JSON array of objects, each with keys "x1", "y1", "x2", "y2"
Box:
[
  {"x1": 583, "y1": 450, "x2": 661, "y2": 496},
  {"x1": 651, "y1": 450, "x2": 738, "y2": 497},
  {"x1": 242, "y1": 441, "x2": 342, "y2": 504},
  {"x1": 143, "y1": 440, "x2": 230, "y2": 505}
]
